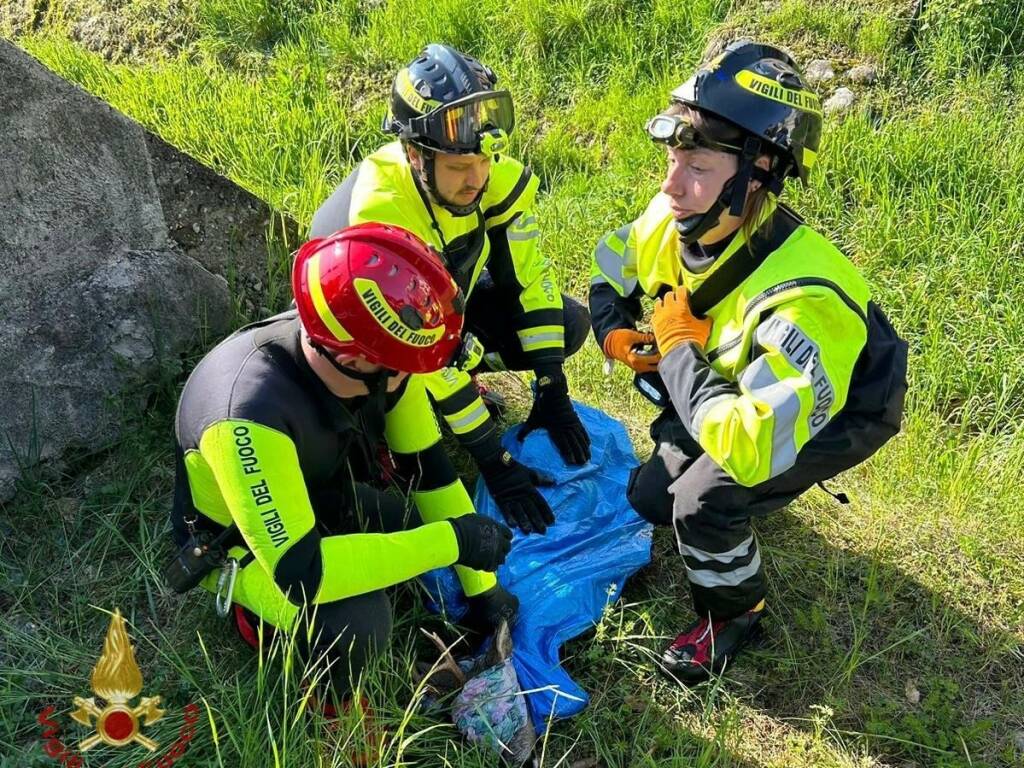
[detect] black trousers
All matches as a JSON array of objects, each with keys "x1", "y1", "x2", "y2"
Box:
[
  {"x1": 239, "y1": 484, "x2": 418, "y2": 696},
  {"x1": 627, "y1": 406, "x2": 898, "y2": 620},
  {"x1": 464, "y1": 272, "x2": 591, "y2": 371}
]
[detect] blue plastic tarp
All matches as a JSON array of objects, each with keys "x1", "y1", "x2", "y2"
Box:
[{"x1": 422, "y1": 401, "x2": 653, "y2": 731}]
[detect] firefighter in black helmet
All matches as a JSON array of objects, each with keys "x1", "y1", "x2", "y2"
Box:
[
  {"x1": 590, "y1": 41, "x2": 908, "y2": 683},
  {"x1": 312, "y1": 44, "x2": 592, "y2": 539}
]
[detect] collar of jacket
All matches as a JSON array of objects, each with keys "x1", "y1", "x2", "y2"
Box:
[
  {"x1": 253, "y1": 314, "x2": 361, "y2": 435},
  {"x1": 679, "y1": 196, "x2": 779, "y2": 294}
]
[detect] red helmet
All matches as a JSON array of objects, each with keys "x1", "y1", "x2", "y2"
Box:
[{"x1": 292, "y1": 223, "x2": 465, "y2": 373}]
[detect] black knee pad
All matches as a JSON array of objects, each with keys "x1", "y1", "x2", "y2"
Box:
[
  {"x1": 626, "y1": 463, "x2": 674, "y2": 526},
  {"x1": 562, "y1": 296, "x2": 592, "y2": 359}
]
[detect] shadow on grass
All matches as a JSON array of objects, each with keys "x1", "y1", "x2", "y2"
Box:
[{"x1": 584, "y1": 504, "x2": 1024, "y2": 768}]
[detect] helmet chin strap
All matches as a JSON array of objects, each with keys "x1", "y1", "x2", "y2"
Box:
[
  {"x1": 675, "y1": 182, "x2": 734, "y2": 244},
  {"x1": 311, "y1": 340, "x2": 397, "y2": 397},
  {"x1": 675, "y1": 137, "x2": 783, "y2": 245}
]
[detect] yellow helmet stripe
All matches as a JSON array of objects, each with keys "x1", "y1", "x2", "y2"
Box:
[
  {"x1": 398, "y1": 69, "x2": 441, "y2": 114},
  {"x1": 307, "y1": 254, "x2": 353, "y2": 342},
  {"x1": 735, "y1": 70, "x2": 822, "y2": 115},
  {"x1": 353, "y1": 277, "x2": 445, "y2": 347}
]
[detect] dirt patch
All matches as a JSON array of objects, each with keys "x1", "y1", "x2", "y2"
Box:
[
  {"x1": 327, "y1": 60, "x2": 393, "y2": 117},
  {"x1": 0, "y1": 0, "x2": 46, "y2": 37},
  {"x1": 3, "y1": 0, "x2": 198, "y2": 62},
  {"x1": 72, "y1": 1, "x2": 197, "y2": 62}
]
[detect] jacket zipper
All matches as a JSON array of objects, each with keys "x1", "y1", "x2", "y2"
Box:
[
  {"x1": 704, "y1": 278, "x2": 866, "y2": 363},
  {"x1": 742, "y1": 278, "x2": 866, "y2": 324}
]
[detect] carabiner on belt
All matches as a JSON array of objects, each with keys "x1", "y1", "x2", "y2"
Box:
[{"x1": 215, "y1": 557, "x2": 239, "y2": 618}]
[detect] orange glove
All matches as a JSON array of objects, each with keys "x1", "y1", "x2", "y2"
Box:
[
  {"x1": 602, "y1": 329, "x2": 661, "y2": 373},
  {"x1": 651, "y1": 288, "x2": 713, "y2": 355}
]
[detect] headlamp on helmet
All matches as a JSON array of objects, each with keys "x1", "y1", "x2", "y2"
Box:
[
  {"x1": 478, "y1": 128, "x2": 509, "y2": 158},
  {"x1": 645, "y1": 114, "x2": 742, "y2": 155}
]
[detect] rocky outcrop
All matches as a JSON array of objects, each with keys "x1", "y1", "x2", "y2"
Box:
[{"x1": 0, "y1": 40, "x2": 285, "y2": 500}]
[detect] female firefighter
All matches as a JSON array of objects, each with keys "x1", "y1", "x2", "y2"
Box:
[{"x1": 589, "y1": 41, "x2": 907, "y2": 683}]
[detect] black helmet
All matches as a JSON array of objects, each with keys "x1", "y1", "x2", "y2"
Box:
[
  {"x1": 383, "y1": 43, "x2": 515, "y2": 215},
  {"x1": 384, "y1": 43, "x2": 514, "y2": 156},
  {"x1": 671, "y1": 40, "x2": 821, "y2": 184},
  {"x1": 647, "y1": 41, "x2": 822, "y2": 244}
]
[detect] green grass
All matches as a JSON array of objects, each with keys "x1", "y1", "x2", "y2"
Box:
[{"x1": 3, "y1": 0, "x2": 1024, "y2": 765}]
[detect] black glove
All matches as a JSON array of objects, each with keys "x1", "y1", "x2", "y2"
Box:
[
  {"x1": 517, "y1": 367, "x2": 591, "y2": 465},
  {"x1": 478, "y1": 449, "x2": 556, "y2": 535},
  {"x1": 464, "y1": 584, "x2": 520, "y2": 632},
  {"x1": 447, "y1": 515, "x2": 513, "y2": 572}
]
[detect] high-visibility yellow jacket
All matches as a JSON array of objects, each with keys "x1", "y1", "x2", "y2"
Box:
[
  {"x1": 173, "y1": 312, "x2": 495, "y2": 627},
  {"x1": 590, "y1": 194, "x2": 871, "y2": 487},
  {"x1": 311, "y1": 141, "x2": 563, "y2": 453}
]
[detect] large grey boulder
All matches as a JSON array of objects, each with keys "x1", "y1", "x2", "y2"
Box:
[
  {"x1": 0, "y1": 40, "x2": 279, "y2": 500},
  {"x1": 0, "y1": 248, "x2": 231, "y2": 485}
]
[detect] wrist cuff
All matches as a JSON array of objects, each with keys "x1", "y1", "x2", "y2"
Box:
[
  {"x1": 467, "y1": 432, "x2": 506, "y2": 466},
  {"x1": 534, "y1": 363, "x2": 565, "y2": 386}
]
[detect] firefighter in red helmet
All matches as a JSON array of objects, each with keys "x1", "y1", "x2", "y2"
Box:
[{"x1": 166, "y1": 223, "x2": 518, "y2": 713}]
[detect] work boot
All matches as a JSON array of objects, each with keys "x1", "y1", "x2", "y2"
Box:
[
  {"x1": 659, "y1": 600, "x2": 764, "y2": 684},
  {"x1": 472, "y1": 375, "x2": 507, "y2": 420}
]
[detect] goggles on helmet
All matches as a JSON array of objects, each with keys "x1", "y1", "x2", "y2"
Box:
[
  {"x1": 645, "y1": 114, "x2": 743, "y2": 154},
  {"x1": 407, "y1": 91, "x2": 515, "y2": 153}
]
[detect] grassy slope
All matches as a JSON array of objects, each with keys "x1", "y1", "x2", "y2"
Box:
[{"x1": 2, "y1": 0, "x2": 1023, "y2": 766}]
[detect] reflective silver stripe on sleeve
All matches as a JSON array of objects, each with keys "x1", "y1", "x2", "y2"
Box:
[
  {"x1": 690, "y1": 393, "x2": 736, "y2": 438},
  {"x1": 517, "y1": 329, "x2": 565, "y2": 346},
  {"x1": 447, "y1": 402, "x2": 489, "y2": 431},
  {"x1": 679, "y1": 534, "x2": 754, "y2": 564},
  {"x1": 746, "y1": 315, "x2": 836, "y2": 478},
  {"x1": 685, "y1": 548, "x2": 762, "y2": 589},
  {"x1": 507, "y1": 228, "x2": 539, "y2": 241},
  {"x1": 593, "y1": 224, "x2": 638, "y2": 296},
  {"x1": 739, "y1": 355, "x2": 800, "y2": 478}
]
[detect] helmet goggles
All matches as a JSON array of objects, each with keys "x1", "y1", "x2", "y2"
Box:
[
  {"x1": 645, "y1": 114, "x2": 743, "y2": 155},
  {"x1": 407, "y1": 91, "x2": 515, "y2": 153}
]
